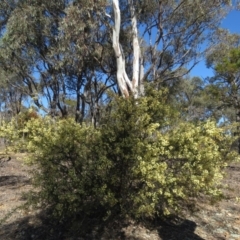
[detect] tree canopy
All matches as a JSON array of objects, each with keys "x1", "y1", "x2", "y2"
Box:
[{"x1": 0, "y1": 0, "x2": 237, "y2": 122}]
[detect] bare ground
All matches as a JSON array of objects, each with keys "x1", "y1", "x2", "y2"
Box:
[{"x1": 0, "y1": 156, "x2": 240, "y2": 240}]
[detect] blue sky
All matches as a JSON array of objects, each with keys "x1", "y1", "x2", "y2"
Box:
[
  {"x1": 27, "y1": 8, "x2": 240, "y2": 112},
  {"x1": 190, "y1": 10, "x2": 240, "y2": 78}
]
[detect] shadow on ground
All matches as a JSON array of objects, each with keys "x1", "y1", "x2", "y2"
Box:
[
  {"x1": 0, "y1": 210, "x2": 205, "y2": 240},
  {"x1": 156, "y1": 218, "x2": 204, "y2": 240},
  {"x1": 0, "y1": 175, "x2": 30, "y2": 188}
]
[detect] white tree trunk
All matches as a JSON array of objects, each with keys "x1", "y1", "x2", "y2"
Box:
[
  {"x1": 139, "y1": 51, "x2": 145, "y2": 96},
  {"x1": 112, "y1": 0, "x2": 143, "y2": 98}
]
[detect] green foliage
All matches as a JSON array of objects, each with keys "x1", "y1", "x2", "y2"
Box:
[
  {"x1": 98, "y1": 91, "x2": 238, "y2": 217},
  {"x1": 19, "y1": 117, "x2": 105, "y2": 219},
  {"x1": 0, "y1": 92, "x2": 238, "y2": 221},
  {"x1": 215, "y1": 48, "x2": 240, "y2": 74},
  {"x1": 0, "y1": 0, "x2": 234, "y2": 118},
  {"x1": 16, "y1": 109, "x2": 39, "y2": 130}
]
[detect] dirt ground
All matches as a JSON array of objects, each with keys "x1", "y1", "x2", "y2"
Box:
[{"x1": 0, "y1": 155, "x2": 240, "y2": 240}]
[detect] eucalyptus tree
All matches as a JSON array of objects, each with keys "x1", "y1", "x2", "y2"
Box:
[
  {"x1": 164, "y1": 76, "x2": 206, "y2": 121},
  {"x1": 0, "y1": 0, "x2": 238, "y2": 122},
  {"x1": 207, "y1": 45, "x2": 240, "y2": 152},
  {"x1": 1, "y1": 0, "x2": 68, "y2": 115},
  {"x1": 109, "y1": 0, "x2": 236, "y2": 98},
  {"x1": 0, "y1": 67, "x2": 28, "y2": 121},
  {"x1": 160, "y1": 75, "x2": 228, "y2": 123},
  {"x1": 0, "y1": 0, "x2": 109, "y2": 122},
  {"x1": 206, "y1": 32, "x2": 240, "y2": 119}
]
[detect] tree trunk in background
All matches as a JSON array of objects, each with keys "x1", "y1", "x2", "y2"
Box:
[
  {"x1": 236, "y1": 111, "x2": 240, "y2": 154},
  {"x1": 112, "y1": 0, "x2": 144, "y2": 98}
]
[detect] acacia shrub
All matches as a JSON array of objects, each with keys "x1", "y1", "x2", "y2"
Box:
[
  {"x1": 0, "y1": 91, "x2": 238, "y2": 221},
  {"x1": 21, "y1": 117, "x2": 110, "y2": 220},
  {"x1": 0, "y1": 109, "x2": 39, "y2": 154},
  {"x1": 98, "y1": 92, "x2": 238, "y2": 217}
]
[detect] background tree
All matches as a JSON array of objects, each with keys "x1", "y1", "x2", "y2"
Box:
[
  {"x1": 163, "y1": 75, "x2": 228, "y2": 122},
  {"x1": 207, "y1": 47, "x2": 240, "y2": 152},
  {"x1": 0, "y1": 0, "x2": 237, "y2": 121}
]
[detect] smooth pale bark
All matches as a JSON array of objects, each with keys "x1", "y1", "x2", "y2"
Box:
[
  {"x1": 128, "y1": 0, "x2": 140, "y2": 98},
  {"x1": 139, "y1": 53, "x2": 145, "y2": 96},
  {"x1": 112, "y1": 0, "x2": 143, "y2": 98}
]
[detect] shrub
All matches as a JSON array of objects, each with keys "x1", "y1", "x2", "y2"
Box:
[
  {"x1": 21, "y1": 117, "x2": 106, "y2": 219},
  {"x1": 97, "y1": 93, "x2": 238, "y2": 217},
  {"x1": 0, "y1": 108, "x2": 39, "y2": 150},
  {"x1": 1, "y1": 92, "x2": 238, "y2": 221}
]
